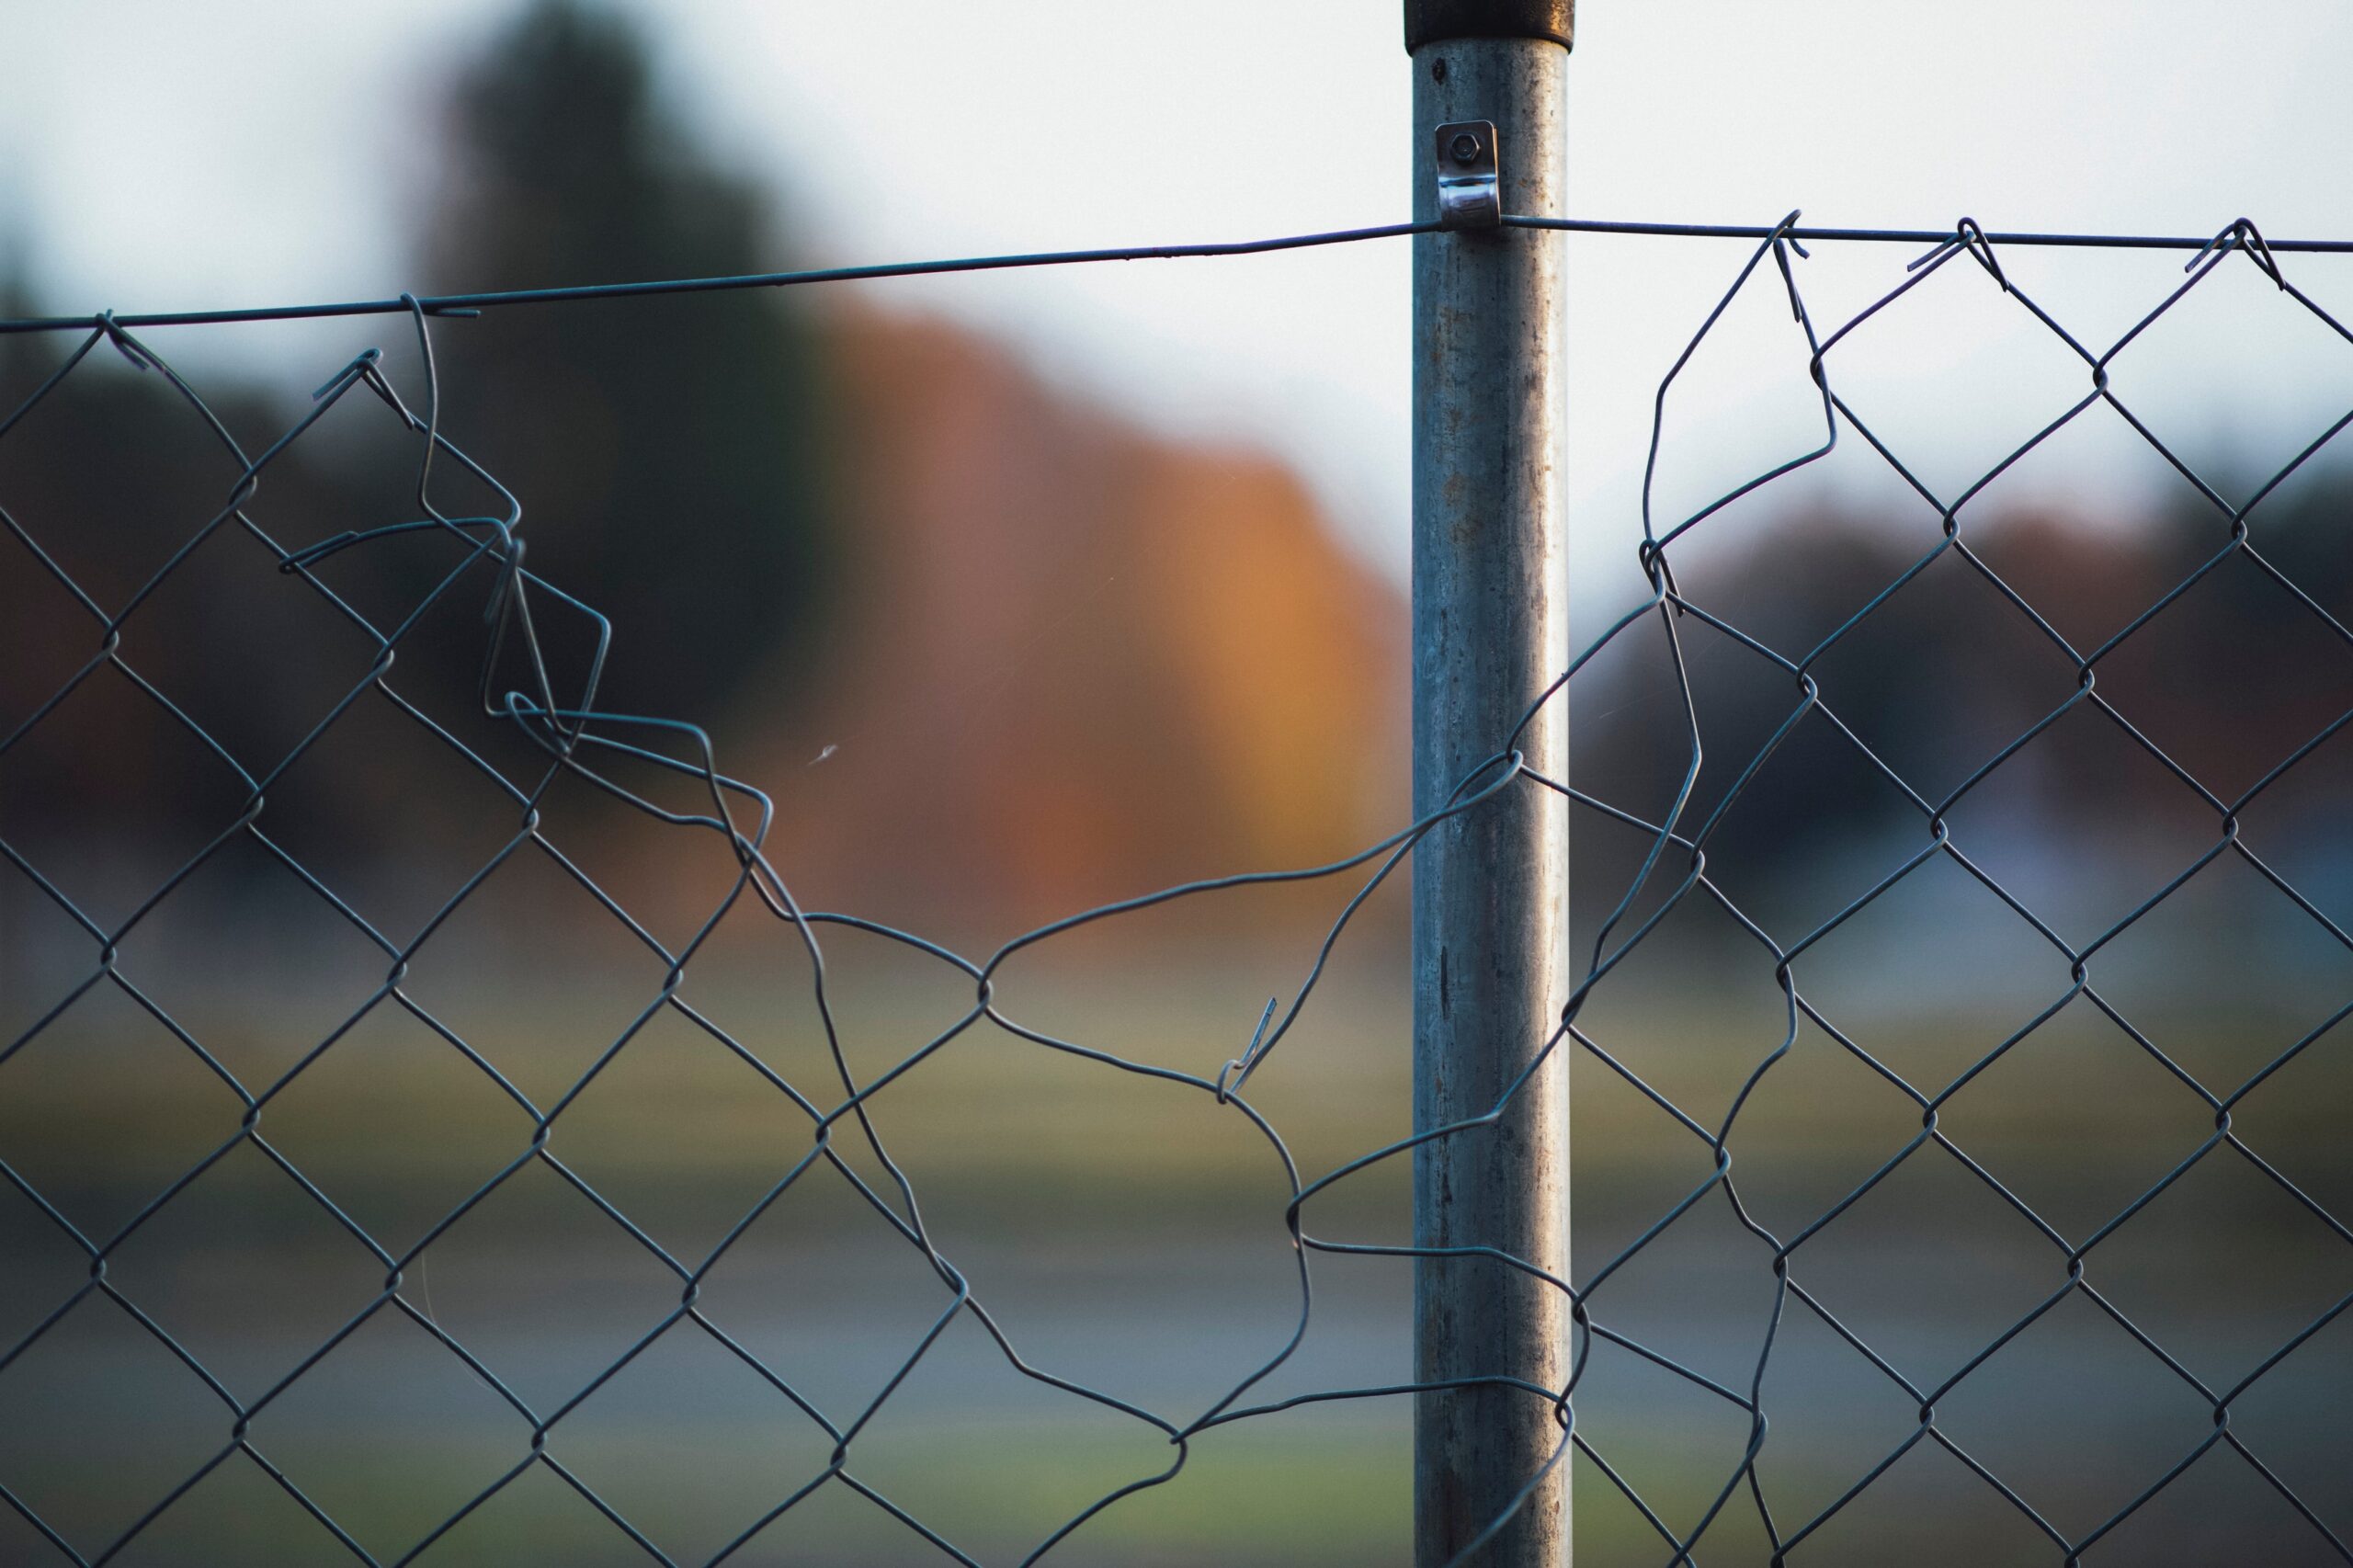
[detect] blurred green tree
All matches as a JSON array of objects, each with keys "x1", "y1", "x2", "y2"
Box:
[{"x1": 421, "y1": 0, "x2": 837, "y2": 714}]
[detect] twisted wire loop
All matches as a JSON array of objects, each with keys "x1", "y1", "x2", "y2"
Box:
[{"x1": 1, "y1": 211, "x2": 2350, "y2": 1565}]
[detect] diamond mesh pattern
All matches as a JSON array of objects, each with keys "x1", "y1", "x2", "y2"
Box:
[{"x1": 2, "y1": 220, "x2": 2350, "y2": 1564}]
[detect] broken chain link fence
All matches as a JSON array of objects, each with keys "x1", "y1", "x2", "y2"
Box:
[{"x1": 4, "y1": 212, "x2": 2352, "y2": 1565}]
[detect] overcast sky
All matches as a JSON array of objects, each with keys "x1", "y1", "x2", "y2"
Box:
[{"x1": 7, "y1": 0, "x2": 2353, "y2": 606}]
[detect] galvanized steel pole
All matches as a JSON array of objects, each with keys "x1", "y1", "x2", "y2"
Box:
[{"x1": 1407, "y1": 3, "x2": 1572, "y2": 1565}]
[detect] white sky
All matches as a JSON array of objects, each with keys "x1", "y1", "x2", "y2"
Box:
[{"x1": 7, "y1": 0, "x2": 2353, "y2": 609}]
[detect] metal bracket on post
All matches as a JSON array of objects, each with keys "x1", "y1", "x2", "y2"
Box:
[{"x1": 1435, "y1": 121, "x2": 1502, "y2": 230}]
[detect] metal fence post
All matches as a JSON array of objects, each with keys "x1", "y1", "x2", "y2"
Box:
[{"x1": 1407, "y1": 3, "x2": 1573, "y2": 1564}]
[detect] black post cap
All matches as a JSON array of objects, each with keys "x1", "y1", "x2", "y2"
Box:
[{"x1": 1405, "y1": 0, "x2": 1574, "y2": 51}]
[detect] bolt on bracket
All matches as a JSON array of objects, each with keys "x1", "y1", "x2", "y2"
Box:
[{"x1": 1435, "y1": 121, "x2": 1501, "y2": 230}]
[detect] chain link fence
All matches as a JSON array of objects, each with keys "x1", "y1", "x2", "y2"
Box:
[{"x1": 4, "y1": 210, "x2": 2352, "y2": 1566}]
